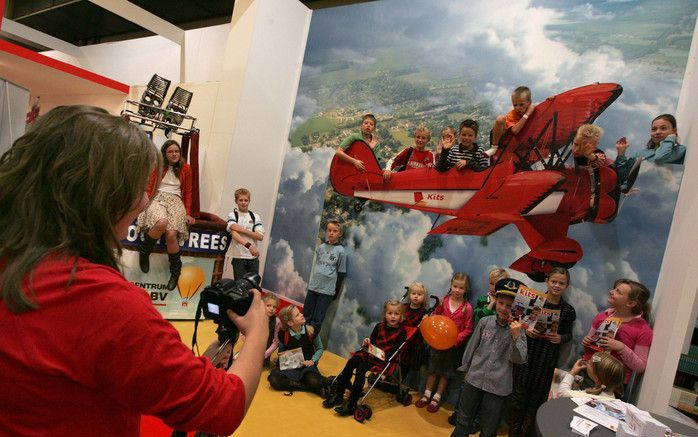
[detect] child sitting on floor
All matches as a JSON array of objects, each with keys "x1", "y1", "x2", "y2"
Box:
[
  {"x1": 267, "y1": 305, "x2": 328, "y2": 397},
  {"x1": 262, "y1": 293, "x2": 281, "y2": 367}
]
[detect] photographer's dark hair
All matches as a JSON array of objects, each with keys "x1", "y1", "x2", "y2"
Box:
[{"x1": 0, "y1": 105, "x2": 158, "y2": 313}]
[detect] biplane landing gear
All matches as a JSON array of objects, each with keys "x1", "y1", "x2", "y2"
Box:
[
  {"x1": 525, "y1": 260, "x2": 576, "y2": 282},
  {"x1": 353, "y1": 199, "x2": 368, "y2": 213}
]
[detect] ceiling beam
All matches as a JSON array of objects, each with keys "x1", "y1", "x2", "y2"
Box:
[
  {"x1": 87, "y1": 0, "x2": 185, "y2": 46},
  {"x1": 1, "y1": 18, "x2": 83, "y2": 57}
]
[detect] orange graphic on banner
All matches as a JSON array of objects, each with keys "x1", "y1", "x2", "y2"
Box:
[{"x1": 177, "y1": 265, "x2": 205, "y2": 306}]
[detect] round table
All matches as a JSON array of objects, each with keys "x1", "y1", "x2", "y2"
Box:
[{"x1": 535, "y1": 398, "x2": 698, "y2": 436}]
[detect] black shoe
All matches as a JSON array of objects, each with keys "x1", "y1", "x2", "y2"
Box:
[
  {"x1": 334, "y1": 401, "x2": 356, "y2": 417},
  {"x1": 448, "y1": 412, "x2": 457, "y2": 426},
  {"x1": 323, "y1": 393, "x2": 344, "y2": 408},
  {"x1": 138, "y1": 235, "x2": 157, "y2": 273},
  {"x1": 167, "y1": 252, "x2": 182, "y2": 291}
]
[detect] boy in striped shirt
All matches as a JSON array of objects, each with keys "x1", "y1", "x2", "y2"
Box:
[{"x1": 435, "y1": 119, "x2": 489, "y2": 172}]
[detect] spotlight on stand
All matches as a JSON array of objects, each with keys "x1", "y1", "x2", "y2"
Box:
[
  {"x1": 138, "y1": 74, "x2": 171, "y2": 119},
  {"x1": 162, "y1": 86, "x2": 194, "y2": 136},
  {"x1": 121, "y1": 74, "x2": 197, "y2": 136}
]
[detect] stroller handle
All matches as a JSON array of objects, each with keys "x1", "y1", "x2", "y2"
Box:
[{"x1": 427, "y1": 295, "x2": 440, "y2": 315}]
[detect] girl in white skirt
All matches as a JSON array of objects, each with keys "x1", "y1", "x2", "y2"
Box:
[{"x1": 137, "y1": 139, "x2": 194, "y2": 290}]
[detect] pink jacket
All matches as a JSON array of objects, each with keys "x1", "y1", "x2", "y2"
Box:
[
  {"x1": 583, "y1": 308, "x2": 653, "y2": 383},
  {"x1": 433, "y1": 295, "x2": 474, "y2": 347}
]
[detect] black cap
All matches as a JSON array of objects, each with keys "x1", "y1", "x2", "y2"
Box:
[{"x1": 494, "y1": 278, "x2": 525, "y2": 298}]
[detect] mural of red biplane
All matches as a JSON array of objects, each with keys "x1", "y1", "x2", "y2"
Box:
[{"x1": 330, "y1": 83, "x2": 624, "y2": 281}]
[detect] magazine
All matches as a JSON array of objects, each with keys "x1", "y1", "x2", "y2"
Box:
[
  {"x1": 511, "y1": 285, "x2": 547, "y2": 329},
  {"x1": 547, "y1": 368, "x2": 570, "y2": 400},
  {"x1": 532, "y1": 307, "x2": 561, "y2": 334},
  {"x1": 278, "y1": 347, "x2": 305, "y2": 371},
  {"x1": 588, "y1": 316, "x2": 623, "y2": 352},
  {"x1": 367, "y1": 343, "x2": 386, "y2": 361},
  {"x1": 573, "y1": 398, "x2": 627, "y2": 432}
]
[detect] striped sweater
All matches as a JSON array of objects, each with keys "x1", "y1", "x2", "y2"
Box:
[{"x1": 435, "y1": 143, "x2": 489, "y2": 172}]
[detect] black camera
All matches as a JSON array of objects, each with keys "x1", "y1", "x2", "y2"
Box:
[{"x1": 200, "y1": 272, "x2": 261, "y2": 321}]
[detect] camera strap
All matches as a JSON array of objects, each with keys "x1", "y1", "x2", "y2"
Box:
[{"x1": 191, "y1": 297, "x2": 206, "y2": 355}]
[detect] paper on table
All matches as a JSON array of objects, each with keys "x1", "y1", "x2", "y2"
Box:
[
  {"x1": 572, "y1": 399, "x2": 626, "y2": 432},
  {"x1": 570, "y1": 416, "x2": 597, "y2": 436},
  {"x1": 571, "y1": 397, "x2": 591, "y2": 406}
]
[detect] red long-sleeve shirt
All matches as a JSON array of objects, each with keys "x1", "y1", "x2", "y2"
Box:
[{"x1": 0, "y1": 256, "x2": 244, "y2": 436}]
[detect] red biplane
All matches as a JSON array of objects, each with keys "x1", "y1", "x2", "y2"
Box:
[{"x1": 329, "y1": 83, "x2": 623, "y2": 281}]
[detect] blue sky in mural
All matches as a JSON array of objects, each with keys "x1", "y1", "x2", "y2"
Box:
[{"x1": 263, "y1": 0, "x2": 696, "y2": 365}]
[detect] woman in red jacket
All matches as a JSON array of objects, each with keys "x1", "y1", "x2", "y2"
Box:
[
  {"x1": 0, "y1": 106, "x2": 267, "y2": 436},
  {"x1": 137, "y1": 139, "x2": 194, "y2": 290}
]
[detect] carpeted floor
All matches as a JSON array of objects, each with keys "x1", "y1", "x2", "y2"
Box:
[{"x1": 169, "y1": 320, "x2": 507, "y2": 437}]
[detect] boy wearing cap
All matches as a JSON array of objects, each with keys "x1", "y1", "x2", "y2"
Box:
[{"x1": 451, "y1": 279, "x2": 528, "y2": 437}]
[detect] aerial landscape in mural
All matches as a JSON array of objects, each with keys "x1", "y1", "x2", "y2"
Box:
[{"x1": 262, "y1": 0, "x2": 696, "y2": 367}]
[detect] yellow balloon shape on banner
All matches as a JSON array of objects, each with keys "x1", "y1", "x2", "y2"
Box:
[{"x1": 177, "y1": 265, "x2": 205, "y2": 299}]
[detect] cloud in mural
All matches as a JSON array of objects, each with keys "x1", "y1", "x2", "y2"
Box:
[
  {"x1": 326, "y1": 296, "x2": 367, "y2": 356},
  {"x1": 291, "y1": 94, "x2": 320, "y2": 129},
  {"x1": 568, "y1": 3, "x2": 615, "y2": 21},
  {"x1": 265, "y1": 238, "x2": 307, "y2": 301},
  {"x1": 262, "y1": 146, "x2": 334, "y2": 296},
  {"x1": 344, "y1": 208, "x2": 455, "y2": 319}
]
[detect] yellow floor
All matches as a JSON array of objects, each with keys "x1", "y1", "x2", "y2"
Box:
[{"x1": 172, "y1": 320, "x2": 505, "y2": 437}]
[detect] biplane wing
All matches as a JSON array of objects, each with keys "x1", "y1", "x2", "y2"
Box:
[
  {"x1": 429, "y1": 217, "x2": 507, "y2": 236},
  {"x1": 497, "y1": 83, "x2": 623, "y2": 168}
]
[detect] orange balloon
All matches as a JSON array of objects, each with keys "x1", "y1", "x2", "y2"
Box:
[
  {"x1": 420, "y1": 315, "x2": 458, "y2": 350},
  {"x1": 177, "y1": 265, "x2": 206, "y2": 299}
]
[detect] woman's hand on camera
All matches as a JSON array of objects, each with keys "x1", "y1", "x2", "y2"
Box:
[{"x1": 227, "y1": 289, "x2": 267, "y2": 339}]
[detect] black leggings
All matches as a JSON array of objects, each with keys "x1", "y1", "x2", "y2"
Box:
[
  {"x1": 268, "y1": 370, "x2": 326, "y2": 395},
  {"x1": 335, "y1": 355, "x2": 372, "y2": 401}
]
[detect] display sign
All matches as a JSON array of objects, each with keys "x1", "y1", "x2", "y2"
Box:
[
  {"x1": 121, "y1": 224, "x2": 229, "y2": 255},
  {"x1": 121, "y1": 247, "x2": 217, "y2": 320}
]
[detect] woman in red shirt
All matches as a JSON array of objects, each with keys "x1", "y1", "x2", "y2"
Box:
[
  {"x1": 0, "y1": 106, "x2": 267, "y2": 436},
  {"x1": 137, "y1": 139, "x2": 194, "y2": 290}
]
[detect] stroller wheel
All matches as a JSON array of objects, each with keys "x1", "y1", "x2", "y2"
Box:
[
  {"x1": 353, "y1": 406, "x2": 366, "y2": 423},
  {"x1": 400, "y1": 392, "x2": 412, "y2": 406},
  {"x1": 354, "y1": 404, "x2": 372, "y2": 422}
]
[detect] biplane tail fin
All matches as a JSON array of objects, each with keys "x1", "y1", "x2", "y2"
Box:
[{"x1": 329, "y1": 140, "x2": 384, "y2": 197}]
